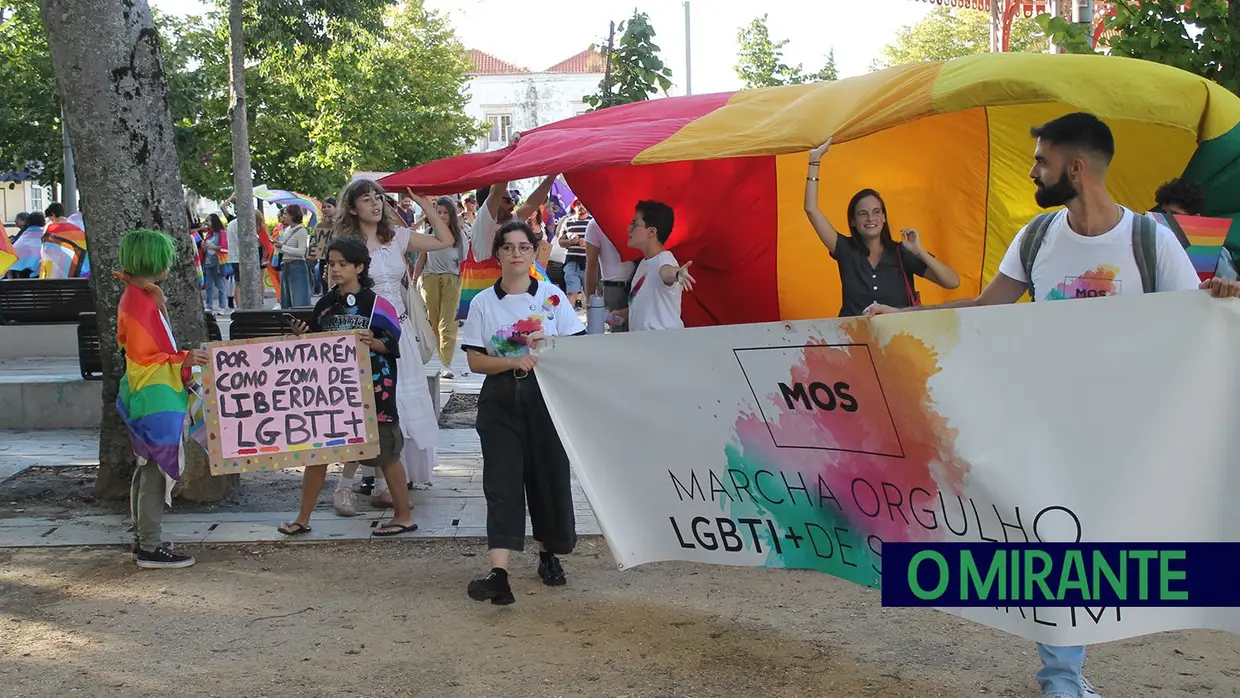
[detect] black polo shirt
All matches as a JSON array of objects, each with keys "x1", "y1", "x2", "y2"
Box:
[{"x1": 831, "y1": 235, "x2": 929, "y2": 317}]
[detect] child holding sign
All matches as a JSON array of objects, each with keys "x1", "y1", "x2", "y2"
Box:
[
  {"x1": 114, "y1": 229, "x2": 211, "y2": 569},
  {"x1": 281, "y1": 237, "x2": 418, "y2": 537}
]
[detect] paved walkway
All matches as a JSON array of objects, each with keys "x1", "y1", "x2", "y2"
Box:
[{"x1": 0, "y1": 330, "x2": 603, "y2": 548}]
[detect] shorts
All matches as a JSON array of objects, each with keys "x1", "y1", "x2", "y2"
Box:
[
  {"x1": 563, "y1": 260, "x2": 584, "y2": 294},
  {"x1": 359, "y1": 421, "x2": 404, "y2": 468}
]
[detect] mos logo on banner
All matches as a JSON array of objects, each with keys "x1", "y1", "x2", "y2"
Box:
[{"x1": 733, "y1": 343, "x2": 903, "y2": 458}]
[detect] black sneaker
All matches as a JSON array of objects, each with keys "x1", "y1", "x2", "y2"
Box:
[
  {"x1": 134, "y1": 543, "x2": 196, "y2": 569},
  {"x1": 130, "y1": 543, "x2": 139, "y2": 561},
  {"x1": 467, "y1": 569, "x2": 515, "y2": 605},
  {"x1": 538, "y1": 554, "x2": 567, "y2": 587}
]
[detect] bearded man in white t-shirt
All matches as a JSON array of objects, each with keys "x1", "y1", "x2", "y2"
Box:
[
  {"x1": 867, "y1": 111, "x2": 1240, "y2": 698},
  {"x1": 607, "y1": 200, "x2": 696, "y2": 332}
]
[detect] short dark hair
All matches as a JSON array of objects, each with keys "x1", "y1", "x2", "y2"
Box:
[
  {"x1": 45, "y1": 202, "x2": 64, "y2": 218},
  {"x1": 635, "y1": 200, "x2": 674, "y2": 244},
  {"x1": 1154, "y1": 178, "x2": 1205, "y2": 215},
  {"x1": 284, "y1": 203, "x2": 305, "y2": 224},
  {"x1": 492, "y1": 220, "x2": 540, "y2": 257},
  {"x1": 325, "y1": 236, "x2": 374, "y2": 289},
  {"x1": 323, "y1": 196, "x2": 337, "y2": 207},
  {"x1": 1030, "y1": 112, "x2": 1115, "y2": 165}
]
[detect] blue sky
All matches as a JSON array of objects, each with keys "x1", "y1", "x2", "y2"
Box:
[{"x1": 149, "y1": 0, "x2": 934, "y2": 94}]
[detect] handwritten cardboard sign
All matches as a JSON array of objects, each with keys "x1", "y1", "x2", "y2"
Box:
[{"x1": 200, "y1": 331, "x2": 380, "y2": 475}]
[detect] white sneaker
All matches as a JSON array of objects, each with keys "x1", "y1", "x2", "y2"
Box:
[
  {"x1": 332, "y1": 489, "x2": 358, "y2": 516},
  {"x1": 1082, "y1": 677, "x2": 1101, "y2": 697}
]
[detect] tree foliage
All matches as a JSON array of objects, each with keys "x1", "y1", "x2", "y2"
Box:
[
  {"x1": 734, "y1": 14, "x2": 837, "y2": 88},
  {"x1": 1, "y1": 0, "x2": 482, "y2": 200},
  {"x1": 878, "y1": 7, "x2": 1046, "y2": 68},
  {"x1": 0, "y1": 0, "x2": 61, "y2": 182},
  {"x1": 586, "y1": 11, "x2": 673, "y2": 110},
  {"x1": 1039, "y1": 0, "x2": 1240, "y2": 95}
]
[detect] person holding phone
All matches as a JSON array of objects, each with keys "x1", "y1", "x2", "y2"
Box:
[{"x1": 280, "y1": 237, "x2": 417, "y2": 538}]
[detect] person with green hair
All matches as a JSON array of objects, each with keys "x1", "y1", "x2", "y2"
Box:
[{"x1": 113, "y1": 228, "x2": 210, "y2": 569}]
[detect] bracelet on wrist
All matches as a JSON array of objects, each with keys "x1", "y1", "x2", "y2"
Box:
[
  {"x1": 808, "y1": 161, "x2": 820, "y2": 166},
  {"x1": 807, "y1": 176, "x2": 819, "y2": 182}
]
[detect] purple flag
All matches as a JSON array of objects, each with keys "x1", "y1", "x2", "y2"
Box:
[{"x1": 547, "y1": 179, "x2": 576, "y2": 227}]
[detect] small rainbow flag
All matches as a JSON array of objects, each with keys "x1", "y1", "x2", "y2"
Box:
[
  {"x1": 367, "y1": 293, "x2": 403, "y2": 343},
  {"x1": 456, "y1": 256, "x2": 550, "y2": 321},
  {"x1": 116, "y1": 284, "x2": 191, "y2": 480},
  {"x1": 0, "y1": 230, "x2": 16, "y2": 275},
  {"x1": 1151, "y1": 212, "x2": 1232, "y2": 281}
]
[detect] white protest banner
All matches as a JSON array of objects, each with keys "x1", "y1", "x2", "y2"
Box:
[{"x1": 533, "y1": 290, "x2": 1240, "y2": 645}]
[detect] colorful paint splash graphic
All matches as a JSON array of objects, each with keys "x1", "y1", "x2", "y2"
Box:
[
  {"x1": 723, "y1": 319, "x2": 971, "y2": 587},
  {"x1": 1044, "y1": 265, "x2": 1120, "y2": 301},
  {"x1": 491, "y1": 316, "x2": 545, "y2": 357}
]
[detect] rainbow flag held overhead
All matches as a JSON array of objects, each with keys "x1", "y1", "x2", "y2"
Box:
[
  {"x1": 1150, "y1": 212, "x2": 1232, "y2": 281},
  {"x1": 253, "y1": 185, "x2": 324, "y2": 228},
  {"x1": 116, "y1": 284, "x2": 191, "y2": 480}
]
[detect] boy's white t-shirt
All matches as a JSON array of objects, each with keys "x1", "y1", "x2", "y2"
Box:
[
  {"x1": 628, "y1": 250, "x2": 684, "y2": 331},
  {"x1": 998, "y1": 207, "x2": 1199, "y2": 300},
  {"x1": 461, "y1": 278, "x2": 585, "y2": 357}
]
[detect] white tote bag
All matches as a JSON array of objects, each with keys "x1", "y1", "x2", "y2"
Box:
[{"x1": 403, "y1": 273, "x2": 436, "y2": 365}]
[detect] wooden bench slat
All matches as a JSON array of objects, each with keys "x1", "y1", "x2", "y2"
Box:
[{"x1": 0, "y1": 278, "x2": 94, "y2": 324}]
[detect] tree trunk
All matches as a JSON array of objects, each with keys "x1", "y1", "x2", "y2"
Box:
[
  {"x1": 40, "y1": 0, "x2": 235, "y2": 502},
  {"x1": 229, "y1": 0, "x2": 262, "y2": 309}
]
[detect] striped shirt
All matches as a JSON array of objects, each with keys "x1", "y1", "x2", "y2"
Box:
[{"x1": 561, "y1": 217, "x2": 590, "y2": 263}]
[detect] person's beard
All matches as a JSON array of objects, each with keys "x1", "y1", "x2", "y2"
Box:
[{"x1": 1034, "y1": 169, "x2": 1078, "y2": 208}]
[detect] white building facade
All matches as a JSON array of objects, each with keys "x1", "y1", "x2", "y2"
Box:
[{"x1": 464, "y1": 49, "x2": 605, "y2": 156}]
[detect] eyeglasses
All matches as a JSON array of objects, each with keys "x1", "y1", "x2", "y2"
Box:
[
  {"x1": 628, "y1": 220, "x2": 646, "y2": 231},
  {"x1": 499, "y1": 243, "x2": 535, "y2": 255}
]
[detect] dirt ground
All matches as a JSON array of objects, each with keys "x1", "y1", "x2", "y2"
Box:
[{"x1": 1, "y1": 539, "x2": 1237, "y2": 698}]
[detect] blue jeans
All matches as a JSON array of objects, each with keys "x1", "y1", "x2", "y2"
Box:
[
  {"x1": 280, "y1": 259, "x2": 312, "y2": 308},
  {"x1": 1036, "y1": 643, "x2": 1089, "y2": 697},
  {"x1": 563, "y1": 259, "x2": 584, "y2": 294},
  {"x1": 203, "y1": 263, "x2": 227, "y2": 310}
]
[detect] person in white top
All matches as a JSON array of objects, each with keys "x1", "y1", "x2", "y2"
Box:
[
  {"x1": 325, "y1": 180, "x2": 456, "y2": 513},
  {"x1": 866, "y1": 112, "x2": 1240, "y2": 698},
  {"x1": 585, "y1": 217, "x2": 636, "y2": 331},
  {"x1": 607, "y1": 200, "x2": 695, "y2": 332}
]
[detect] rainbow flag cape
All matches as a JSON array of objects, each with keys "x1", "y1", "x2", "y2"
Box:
[
  {"x1": 116, "y1": 284, "x2": 190, "y2": 480},
  {"x1": 0, "y1": 230, "x2": 16, "y2": 275},
  {"x1": 11, "y1": 226, "x2": 42, "y2": 273},
  {"x1": 367, "y1": 293, "x2": 403, "y2": 342},
  {"x1": 1150, "y1": 212, "x2": 1231, "y2": 281},
  {"x1": 456, "y1": 253, "x2": 549, "y2": 321},
  {"x1": 40, "y1": 217, "x2": 89, "y2": 278}
]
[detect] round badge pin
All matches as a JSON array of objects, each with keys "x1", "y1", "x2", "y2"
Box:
[{"x1": 346, "y1": 293, "x2": 357, "y2": 307}]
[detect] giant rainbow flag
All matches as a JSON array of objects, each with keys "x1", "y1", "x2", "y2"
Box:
[
  {"x1": 380, "y1": 53, "x2": 1240, "y2": 326},
  {"x1": 116, "y1": 284, "x2": 191, "y2": 480}
]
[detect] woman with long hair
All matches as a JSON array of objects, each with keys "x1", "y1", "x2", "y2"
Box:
[
  {"x1": 202, "y1": 213, "x2": 229, "y2": 313},
  {"x1": 413, "y1": 195, "x2": 468, "y2": 378},
  {"x1": 328, "y1": 179, "x2": 454, "y2": 510},
  {"x1": 804, "y1": 137, "x2": 961, "y2": 317},
  {"x1": 274, "y1": 203, "x2": 313, "y2": 308}
]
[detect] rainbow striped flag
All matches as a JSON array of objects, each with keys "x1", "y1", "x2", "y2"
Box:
[
  {"x1": 0, "y1": 230, "x2": 16, "y2": 275},
  {"x1": 456, "y1": 254, "x2": 550, "y2": 321},
  {"x1": 1151, "y1": 212, "x2": 1232, "y2": 281},
  {"x1": 116, "y1": 284, "x2": 191, "y2": 480}
]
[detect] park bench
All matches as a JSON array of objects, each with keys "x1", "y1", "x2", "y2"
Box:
[
  {"x1": 227, "y1": 308, "x2": 316, "y2": 341},
  {"x1": 77, "y1": 311, "x2": 223, "y2": 380},
  {"x1": 0, "y1": 278, "x2": 93, "y2": 324}
]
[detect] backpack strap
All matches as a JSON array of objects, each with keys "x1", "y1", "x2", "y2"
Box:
[
  {"x1": 1131, "y1": 213, "x2": 1159, "y2": 294},
  {"x1": 1019, "y1": 212, "x2": 1058, "y2": 302}
]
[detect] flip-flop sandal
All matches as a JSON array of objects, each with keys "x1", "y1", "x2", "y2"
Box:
[
  {"x1": 278, "y1": 522, "x2": 312, "y2": 536},
  {"x1": 373, "y1": 522, "x2": 418, "y2": 537}
]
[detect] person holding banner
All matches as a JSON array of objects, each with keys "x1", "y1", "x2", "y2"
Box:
[
  {"x1": 461, "y1": 220, "x2": 586, "y2": 605},
  {"x1": 282, "y1": 237, "x2": 418, "y2": 537},
  {"x1": 331, "y1": 180, "x2": 455, "y2": 507},
  {"x1": 866, "y1": 112, "x2": 1240, "y2": 698},
  {"x1": 804, "y1": 138, "x2": 961, "y2": 316},
  {"x1": 1151, "y1": 178, "x2": 1204, "y2": 217}
]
